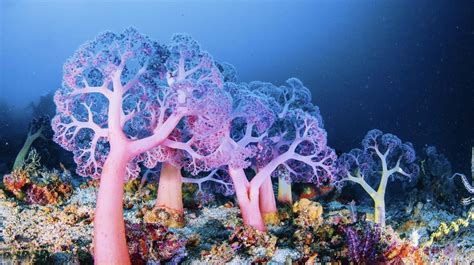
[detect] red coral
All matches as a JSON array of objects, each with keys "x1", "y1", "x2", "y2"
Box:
[
  {"x1": 3, "y1": 170, "x2": 29, "y2": 193},
  {"x1": 126, "y1": 222, "x2": 186, "y2": 264}
]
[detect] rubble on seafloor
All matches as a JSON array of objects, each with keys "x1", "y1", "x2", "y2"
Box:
[{"x1": 0, "y1": 183, "x2": 472, "y2": 264}]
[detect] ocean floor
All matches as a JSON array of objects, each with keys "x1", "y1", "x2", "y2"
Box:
[{"x1": 0, "y1": 184, "x2": 472, "y2": 264}]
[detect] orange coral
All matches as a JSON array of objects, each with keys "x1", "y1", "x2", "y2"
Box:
[
  {"x1": 4, "y1": 170, "x2": 29, "y2": 191},
  {"x1": 3, "y1": 169, "x2": 30, "y2": 199},
  {"x1": 384, "y1": 242, "x2": 425, "y2": 265},
  {"x1": 293, "y1": 198, "x2": 324, "y2": 228}
]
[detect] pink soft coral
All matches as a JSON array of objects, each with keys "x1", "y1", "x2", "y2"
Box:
[{"x1": 52, "y1": 28, "x2": 226, "y2": 263}]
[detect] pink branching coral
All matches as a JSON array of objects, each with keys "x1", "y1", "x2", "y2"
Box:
[
  {"x1": 51, "y1": 28, "x2": 227, "y2": 263},
  {"x1": 251, "y1": 78, "x2": 332, "y2": 222},
  {"x1": 181, "y1": 167, "x2": 235, "y2": 202},
  {"x1": 182, "y1": 81, "x2": 336, "y2": 231}
]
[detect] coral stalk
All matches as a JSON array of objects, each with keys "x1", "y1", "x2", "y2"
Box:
[
  {"x1": 229, "y1": 167, "x2": 266, "y2": 231},
  {"x1": 94, "y1": 146, "x2": 131, "y2": 265},
  {"x1": 374, "y1": 196, "x2": 386, "y2": 227},
  {"x1": 13, "y1": 123, "x2": 44, "y2": 170},
  {"x1": 155, "y1": 162, "x2": 184, "y2": 214},
  {"x1": 259, "y1": 176, "x2": 279, "y2": 225},
  {"x1": 277, "y1": 175, "x2": 293, "y2": 205},
  {"x1": 347, "y1": 170, "x2": 388, "y2": 226}
]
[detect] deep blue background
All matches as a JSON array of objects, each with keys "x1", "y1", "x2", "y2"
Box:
[{"x1": 1, "y1": 0, "x2": 473, "y2": 173}]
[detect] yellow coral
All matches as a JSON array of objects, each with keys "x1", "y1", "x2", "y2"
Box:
[
  {"x1": 293, "y1": 198, "x2": 324, "y2": 228},
  {"x1": 423, "y1": 209, "x2": 474, "y2": 248},
  {"x1": 262, "y1": 212, "x2": 280, "y2": 225},
  {"x1": 143, "y1": 206, "x2": 185, "y2": 228}
]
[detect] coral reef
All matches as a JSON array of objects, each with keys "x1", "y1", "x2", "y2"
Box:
[
  {"x1": 1, "y1": 29, "x2": 473, "y2": 265},
  {"x1": 0, "y1": 196, "x2": 93, "y2": 260},
  {"x1": 200, "y1": 243, "x2": 235, "y2": 264},
  {"x1": 0, "y1": 186, "x2": 473, "y2": 263},
  {"x1": 3, "y1": 149, "x2": 73, "y2": 205},
  {"x1": 421, "y1": 173, "x2": 474, "y2": 248}
]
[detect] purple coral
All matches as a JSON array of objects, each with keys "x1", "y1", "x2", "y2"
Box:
[
  {"x1": 182, "y1": 168, "x2": 235, "y2": 200},
  {"x1": 345, "y1": 224, "x2": 384, "y2": 264},
  {"x1": 422, "y1": 145, "x2": 459, "y2": 205},
  {"x1": 250, "y1": 78, "x2": 330, "y2": 205},
  {"x1": 337, "y1": 129, "x2": 419, "y2": 227},
  {"x1": 425, "y1": 146, "x2": 452, "y2": 178}
]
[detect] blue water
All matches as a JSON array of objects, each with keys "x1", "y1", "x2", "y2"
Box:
[{"x1": 1, "y1": 1, "x2": 472, "y2": 174}]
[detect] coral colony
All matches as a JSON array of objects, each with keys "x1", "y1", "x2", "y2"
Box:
[
  {"x1": 0, "y1": 27, "x2": 464, "y2": 263},
  {"x1": 52, "y1": 28, "x2": 335, "y2": 261},
  {"x1": 336, "y1": 129, "x2": 420, "y2": 227}
]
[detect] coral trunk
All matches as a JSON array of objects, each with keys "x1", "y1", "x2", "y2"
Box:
[
  {"x1": 374, "y1": 196, "x2": 386, "y2": 227},
  {"x1": 259, "y1": 177, "x2": 279, "y2": 225},
  {"x1": 13, "y1": 130, "x2": 42, "y2": 170},
  {"x1": 155, "y1": 163, "x2": 184, "y2": 213},
  {"x1": 229, "y1": 167, "x2": 266, "y2": 231},
  {"x1": 94, "y1": 147, "x2": 131, "y2": 265},
  {"x1": 277, "y1": 175, "x2": 293, "y2": 205}
]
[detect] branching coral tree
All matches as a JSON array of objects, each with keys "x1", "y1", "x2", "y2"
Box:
[
  {"x1": 52, "y1": 28, "x2": 225, "y2": 263},
  {"x1": 151, "y1": 79, "x2": 232, "y2": 219},
  {"x1": 135, "y1": 59, "x2": 235, "y2": 225},
  {"x1": 250, "y1": 78, "x2": 322, "y2": 215},
  {"x1": 336, "y1": 130, "x2": 419, "y2": 227},
  {"x1": 150, "y1": 84, "x2": 232, "y2": 221},
  {"x1": 181, "y1": 81, "x2": 277, "y2": 230},
  {"x1": 12, "y1": 116, "x2": 49, "y2": 170},
  {"x1": 181, "y1": 167, "x2": 235, "y2": 203},
  {"x1": 192, "y1": 83, "x2": 334, "y2": 230},
  {"x1": 247, "y1": 109, "x2": 336, "y2": 229}
]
